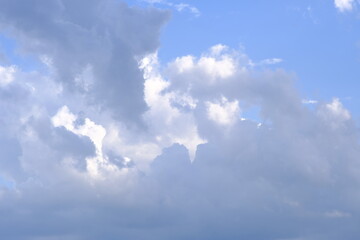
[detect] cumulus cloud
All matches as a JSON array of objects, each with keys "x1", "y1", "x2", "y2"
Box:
[
  {"x1": 0, "y1": 1, "x2": 360, "y2": 240},
  {"x1": 334, "y1": 0, "x2": 355, "y2": 12},
  {"x1": 0, "y1": 0, "x2": 170, "y2": 126},
  {"x1": 206, "y1": 96, "x2": 240, "y2": 126}
]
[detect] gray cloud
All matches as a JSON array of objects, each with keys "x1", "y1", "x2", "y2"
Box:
[
  {"x1": 0, "y1": 2, "x2": 359, "y2": 240},
  {"x1": 0, "y1": 0, "x2": 170, "y2": 126}
]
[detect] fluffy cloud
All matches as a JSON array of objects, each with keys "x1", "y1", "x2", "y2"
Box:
[
  {"x1": 334, "y1": 0, "x2": 355, "y2": 12},
  {"x1": 206, "y1": 96, "x2": 240, "y2": 126},
  {"x1": 0, "y1": 65, "x2": 15, "y2": 86},
  {"x1": 0, "y1": 1, "x2": 360, "y2": 240}
]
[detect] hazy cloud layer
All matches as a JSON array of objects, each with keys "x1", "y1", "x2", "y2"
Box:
[{"x1": 0, "y1": 1, "x2": 360, "y2": 240}]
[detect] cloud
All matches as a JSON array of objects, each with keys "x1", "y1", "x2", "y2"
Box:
[
  {"x1": 173, "y1": 3, "x2": 200, "y2": 16},
  {"x1": 302, "y1": 99, "x2": 318, "y2": 104},
  {"x1": 143, "y1": 0, "x2": 200, "y2": 17},
  {"x1": 206, "y1": 96, "x2": 240, "y2": 126},
  {"x1": 325, "y1": 210, "x2": 351, "y2": 218},
  {"x1": 0, "y1": 65, "x2": 15, "y2": 86},
  {"x1": 259, "y1": 58, "x2": 283, "y2": 65},
  {"x1": 334, "y1": 0, "x2": 355, "y2": 12},
  {"x1": 0, "y1": 0, "x2": 170, "y2": 126},
  {"x1": 0, "y1": 1, "x2": 360, "y2": 240}
]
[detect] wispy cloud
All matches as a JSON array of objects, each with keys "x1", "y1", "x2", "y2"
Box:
[
  {"x1": 302, "y1": 99, "x2": 318, "y2": 104},
  {"x1": 143, "y1": 0, "x2": 200, "y2": 16}
]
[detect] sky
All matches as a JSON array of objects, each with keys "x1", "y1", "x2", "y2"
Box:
[{"x1": 0, "y1": 0, "x2": 360, "y2": 239}]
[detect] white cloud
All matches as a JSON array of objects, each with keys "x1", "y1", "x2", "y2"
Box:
[
  {"x1": 206, "y1": 96, "x2": 240, "y2": 126},
  {"x1": 173, "y1": 3, "x2": 201, "y2": 16},
  {"x1": 0, "y1": 1, "x2": 359, "y2": 239},
  {"x1": 334, "y1": 0, "x2": 354, "y2": 12},
  {"x1": 197, "y1": 55, "x2": 236, "y2": 79},
  {"x1": 52, "y1": 106, "x2": 112, "y2": 177},
  {"x1": 143, "y1": 0, "x2": 201, "y2": 16},
  {"x1": 325, "y1": 98, "x2": 351, "y2": 120},
  {"x1": 302, "y1": 99, "x2": 318, "y2": 104},
  {"x1": 259, "y1": 58, "x2": 283, "y2": 65},
  {"x1": 166, "y1": 47, "x2": 239, "y2": 93},
  {"x1": 318, "y1": 98, "x2": 351, "y2": 129},
  {"x1": 0, "y1": 65, "x2": 15, "y2": 87},
  {"x1": 141, "y1": 53, "x2": 206, "y2": 161},
  {"x1": 210, "y1": 44, "x2": 229, "y2": 56},
  {"x1": 325, "y1": 210, "x2": 351, "y2": 218}
]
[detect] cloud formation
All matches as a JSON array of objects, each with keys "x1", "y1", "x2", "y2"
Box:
[
  {"x1": 334, "y1": 0, "x2": 355, "y2": 12},
  {"x1": 0, "y1": 1, "x2": 360, "y2": 240},
  {"x1": 0, "y1": 0, "x2": 170, "y2": 125}
]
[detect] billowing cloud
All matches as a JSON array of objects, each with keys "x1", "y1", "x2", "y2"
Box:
[
  {"x1": 0, "y1": 0, "x2": 170, "y2": 125},
  {"x1": 0, "y1": 1, "x2": 360, "y2": 240}
]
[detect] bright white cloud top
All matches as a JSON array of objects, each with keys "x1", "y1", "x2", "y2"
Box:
[{"x1": 0, "y1": 0, "x2": 360, "y2": 240}]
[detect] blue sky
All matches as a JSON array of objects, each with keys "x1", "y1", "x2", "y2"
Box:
[
  {"x1": 126, "y1": 0, "x2": 360, "y2": 118},
  {"x1": 1, "y1": 1, "x2": 360, "y2": 239},
  {"x1": 1, "y1": 0, "x2": 359, "y2": 114}
]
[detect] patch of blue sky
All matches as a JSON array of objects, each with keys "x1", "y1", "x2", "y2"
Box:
[
  {"x1": 241, "y1": 105, "x2": 262, "y2": 123},
  {"x1": 2, "y1": 0, "x2": 358, "y2": 118},
  {"x1": 124, "y1": 0, "x2": 360, "y2": 118},
  {"x1": 0, "y1": 33, "x2": 44, "y2": 72}
]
